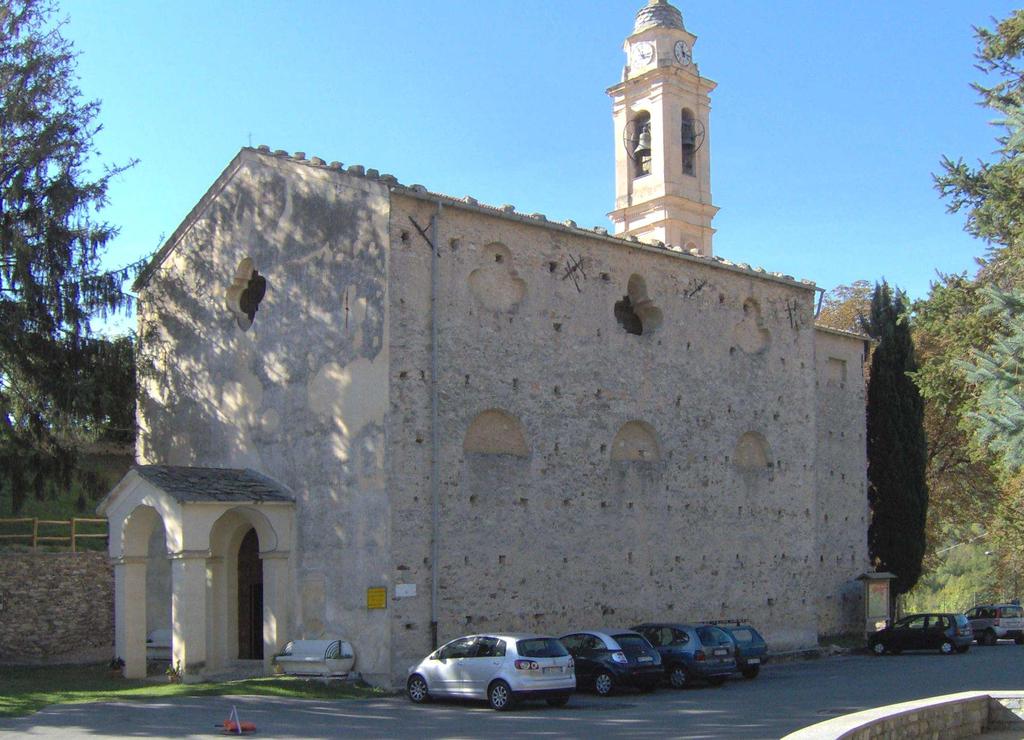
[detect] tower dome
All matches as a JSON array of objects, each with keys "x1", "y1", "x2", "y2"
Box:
[{"x1": 633, "y1": 0, "x2": 684, "y2": 33}]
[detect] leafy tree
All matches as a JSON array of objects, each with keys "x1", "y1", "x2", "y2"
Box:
[
  {"x1": 816, "y1": 280, "x2": 873, "y2": 334},
  {"x1": 921, "y1": 9, "x2": 1024, "y2": 595},
  {"x1": 0, "y1": 0, "x2": 138, "y2": 513},
  {"x1": 911, "y1": 274, "x2": 1002, "y2": 557},
  {"x1": 865, "y1": 282, "x2": 929, "y2": 598}
]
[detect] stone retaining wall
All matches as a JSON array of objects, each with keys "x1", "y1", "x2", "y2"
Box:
[
  {"x1": 0, "y1": 552, "x2": 113, "y2": 662},
  {"x1": 784, "y1": 691, "x2": 1024, "y2": 739}
]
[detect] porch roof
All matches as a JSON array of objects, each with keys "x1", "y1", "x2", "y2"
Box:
[{"x1": 133, "y1": 465, "x2": 294, "y2": 504}]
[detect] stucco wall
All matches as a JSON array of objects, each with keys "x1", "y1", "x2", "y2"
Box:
[
  {"x1": 0, "y1": 552, "x2": 113, "y2": 661},
  {"x1": 136, "y1": 150, "x2": 392, "y2": 681},
  {"x1": 386, "y1": 189, "x2": 837, "y2": 677},
  {"x1": 813, "y1": 329, "x2": 870, "y2": 636}
]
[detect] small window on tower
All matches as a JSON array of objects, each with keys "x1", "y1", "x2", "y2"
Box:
[
  {"x1": 626, "y1": 112, "x2": 652, "y2": 178},
  {"x1": 681, "y1": 109, "x2": 696, "y2": 176}
]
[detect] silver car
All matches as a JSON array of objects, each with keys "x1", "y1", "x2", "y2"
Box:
[{"x1": 407, "y1": 633, "x2": 576, "y2": 710}]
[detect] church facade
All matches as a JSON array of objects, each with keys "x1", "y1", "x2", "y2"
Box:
[{"x1": 101, "y1": 0, "x2": 869, "y2": 686}]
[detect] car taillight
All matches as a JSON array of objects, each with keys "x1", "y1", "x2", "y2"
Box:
[
  {"x1": 611, "y1": 651, "x2": 628, "y2": 664},
  {"x1": 694, "y1": 650, "x2": 706, "y2": 662},
  {"x1": 514, "y1": 659, "x2": 540, "y2": 670}
]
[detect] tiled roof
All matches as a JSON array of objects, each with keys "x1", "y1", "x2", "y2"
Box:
[
  {"x1": 134, "y1": 465, "x2": 294, "y2": 503},
  {"x1": 634, "y1": 0, "x2": 684, "y2": 33}
]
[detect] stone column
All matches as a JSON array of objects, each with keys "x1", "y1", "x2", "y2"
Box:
[
  {"x1": 206, "y1": 556, "x2": 228, "y2": 672},
  {"x1": 260, "y1": 550, "x2": 291, "y2": 672},
  {"x1": 170, "y1": 550, "x2": 209, "y2": 682},
  {"x1": 114, "y1": 556, "x2": 148, "y2": 679}
]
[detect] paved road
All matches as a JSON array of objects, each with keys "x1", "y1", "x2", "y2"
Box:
[{"x1": 3, "y1": 643, "x2": 1024, "y2": 739}]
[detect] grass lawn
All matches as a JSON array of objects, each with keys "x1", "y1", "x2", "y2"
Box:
[{"x1": 0, "y1": 664, "x2": 388, "y2": 718}]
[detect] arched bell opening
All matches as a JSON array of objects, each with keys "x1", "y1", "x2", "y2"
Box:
[{"x1": 625, "y1": 111, "x2": 653, "y2": 180}]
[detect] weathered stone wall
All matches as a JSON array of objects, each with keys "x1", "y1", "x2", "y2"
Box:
[
  {"x1": 814, "y1": 328, "x2": 870, "y2": 636},
  {"x1": 386, "y1": 189, "x2": 843, "y2": 678},
  {"x1": 0, "y1": 552, "x2": 113, "y2": 661},
  {"x1": 135, "y1": 150, "x2": 869, "y2": 687},
  {"x1": 136, "y1": 149, "x2": 393, "y2": 682}
]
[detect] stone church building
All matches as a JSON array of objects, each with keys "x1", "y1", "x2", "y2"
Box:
[{"x1": 100, "y1": 0, "x2": 869, "y2": 685}]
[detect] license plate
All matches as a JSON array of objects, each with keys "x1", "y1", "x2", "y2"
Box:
[
  {"x1": 713, "y1": 648, "x2": 728, "y2": 656},
  {"x1": 638, "y1": 656, "x2": 653, "y2": 663},
  {"x1": 747, "y1": 658, "x2": 760, "y2": 664},
  {"x1": 542, "y1": 666, "x2": 561, "y2": 674}
]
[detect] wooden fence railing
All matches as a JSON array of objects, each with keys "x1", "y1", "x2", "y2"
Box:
[{"x1": 0, "y1": 517, "x2": 108, "y2": 552}]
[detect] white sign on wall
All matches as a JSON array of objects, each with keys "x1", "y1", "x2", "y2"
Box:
[{"x1": 395, "y1": 583, "x2": 417, "y2": 598}]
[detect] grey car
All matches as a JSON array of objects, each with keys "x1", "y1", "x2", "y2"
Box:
[
  {"x1": 966, "y1": 604, "x2": 1024, "y2": 645},
  {"x1": 632, "y1": 623, "x2": 737, "y2": 688}
]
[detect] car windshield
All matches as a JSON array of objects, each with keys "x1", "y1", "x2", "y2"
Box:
[
  {"x1": 517, "y1": 638, "x2": 568, "y2": 658},
  {"x1": 730, "y1": 628, "x2": 754, "y2": 642},
  {"x1": 612, "y1": 634, "x2": 649, "y2": 650},
  {"x1": 696, "y1": 626, "x2": 730, "y2": 646},
  {"x1": 956, "y1": 614, "x2": 970, "y2": 627}
]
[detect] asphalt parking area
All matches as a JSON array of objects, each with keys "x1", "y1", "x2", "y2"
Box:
[{"x1": 3, "y1": 645, "x2": 1024, "y2": 739}]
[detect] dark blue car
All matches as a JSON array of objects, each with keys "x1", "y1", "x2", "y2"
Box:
[
  {"x1": 719, "y1": 624, "x2": 768, "y2": 679},
  {"x1": 631, "y1": 623, "x2": 736, "y2": 688}
]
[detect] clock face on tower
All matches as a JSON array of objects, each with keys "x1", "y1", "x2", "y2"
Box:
[
  {"x1": 632, "y1": 41, "x2": 655, "y2": 67},
  {"x1": 674, "y1": 40, "x2": 691, "y2": 66}
]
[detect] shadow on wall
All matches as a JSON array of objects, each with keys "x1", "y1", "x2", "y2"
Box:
[{"x1": 138, "y1": 163, "x2": 388, "y2": 476}]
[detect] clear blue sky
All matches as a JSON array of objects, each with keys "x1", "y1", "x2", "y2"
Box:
[{"x1": 61, "y1": 0, "x2": 1019, "y2": 333}]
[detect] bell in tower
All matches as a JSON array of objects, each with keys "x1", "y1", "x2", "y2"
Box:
[{"x1": 608, "y1": 0, "x2": 719, "y2": 256}]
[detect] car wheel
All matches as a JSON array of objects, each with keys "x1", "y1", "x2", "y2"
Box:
[
  {"x1": 870, "y1": 641, "x2": 886, "y2": 656},
  {"x1": 545, "y1": 692, "x2": 571, "y2": 707},
  {"x1": 488, "y1": 679, "x2": 516, "y2": 711},
  {"x1": 407, "y1": 674, "x2": 430, "y2": 704},
  {"x1": 957, "y1": 645, "x2": 970, "y2": 654},
  {"x1": 741, "y1": 665, "x2": 760, "y2": 679},
  {"x1": 594, "y1": 671, "x2": 615, "y2": 696},
  {"x1": 982, "y1": 630, "x2": 998, "y2": 646},
  {"x1": 708, "y1": 676, "x2": 726, "y2": 687},
  {"x1": 940, "y1": 640, "x2": 955, "y2": 655},
  {"x1": 668, "y1": 665, "x2": 689, "y2": 689}
]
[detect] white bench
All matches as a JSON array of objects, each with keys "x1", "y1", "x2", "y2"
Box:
[
  {"x1": 146, "y1": 628, "x2": 172, "y2": 660},
  {"x1": 274, "y1": 639, "x2": 355, "y2": 677}
]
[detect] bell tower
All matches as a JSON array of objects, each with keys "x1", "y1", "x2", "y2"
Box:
[{"x1": 608, "y1": 0, "x2": 718, "y2": 255}]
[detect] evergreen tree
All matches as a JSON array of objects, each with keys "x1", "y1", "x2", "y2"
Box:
[
  {"x1": 0, "y1": 0, "x2": 139, "y2": 513},
  {"x1": 964, "y1": 287, "x2": 1024, "y2": 476},
  {"x1": 865, "y1": 282, "x2": 929, "y2": 597},
  {"x1": 920, "y1": 10, "x2": 1024, "y2": 592}
]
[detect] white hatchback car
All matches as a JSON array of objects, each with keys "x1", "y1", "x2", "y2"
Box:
[{"x1": 407, "y1": 633, "x2": 576, "y2": 710}]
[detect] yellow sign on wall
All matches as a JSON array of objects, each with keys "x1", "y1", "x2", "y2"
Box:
[{"x1": 367, "y1": 587, "x2": 387, "y2": 610}]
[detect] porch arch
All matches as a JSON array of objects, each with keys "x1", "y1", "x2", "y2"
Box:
[{"x1": 100, "y1": 466, "x2": 294, "y2": 680}]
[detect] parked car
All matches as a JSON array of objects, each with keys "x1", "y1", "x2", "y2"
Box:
[
  {"x1": 631, "y1": 623, "x2": 737, "y2": 688},
  {"x1": 558, "y1": 630, "x2": 662, "y2": 695},
  {"x1": 406, "y1": 633, "x2": 575, "y2": 710},
  {"x1": 718, "y1": 623, "x2": 768, "y2": 679},
  {"x1": 965, "y1": 603, "x2": 1024, "y2": 645},
  {"x1": 868, "y1": 613, "x2": 973, "y2": 655}
]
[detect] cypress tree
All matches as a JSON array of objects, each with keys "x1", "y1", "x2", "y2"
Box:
[{"x1": 865, "y1": 282, "x2": 929, "y2": 597}]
